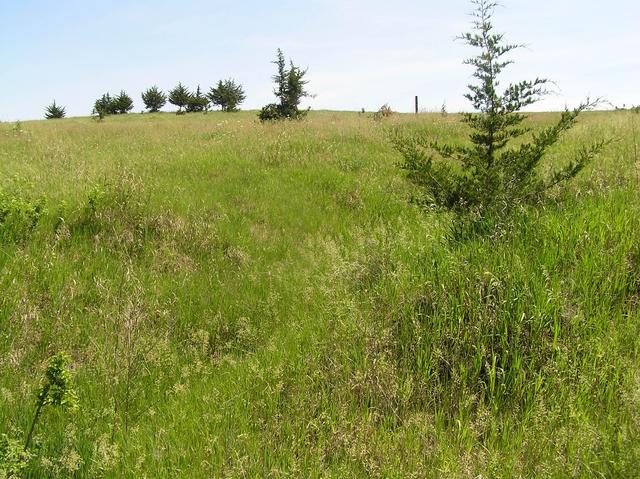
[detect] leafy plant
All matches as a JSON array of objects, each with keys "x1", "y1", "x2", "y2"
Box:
[
  {"x1": 24, "y1": 353, "x2": 78, "y2": 451},
  {"x1": 141, "y1": 86, "x2": 167, "y2": 113},
  {"x1": 0, "y1": 435, "x2": 32, "y2": 479},
  {"x1": 168, "y1": 83, "x2": 191, "y2": 115},
  {"x1": 0, "y1": 190, "x2": 46, "y2": 243},
  {"x1": 186, "y1": 85, "x2": 209, "y2": 113},
  {"x1": 1, "y1": 354, "x2": 78, "y2": 477},
  {"x1": 44, "y1": 100, "x2": 66, "y2": 119},
  {"x1": 394, "y1": 0, "x2": 606, "y2": 232},
  {"x1": 208, "y1": 79, "x2": 246, "y2": 112},
  {"x1": 258, "y1": 49, "x2": 309, "y2": 121}
]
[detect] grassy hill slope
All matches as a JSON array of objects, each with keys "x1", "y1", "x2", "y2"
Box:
[{"x1": 1, "y1": 110, "x2": 639, "y2": 477}]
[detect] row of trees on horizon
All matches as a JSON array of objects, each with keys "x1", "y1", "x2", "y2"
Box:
[
  {"x1": 44, "y1": 49, "x2": 309, "y2": 122},
  {"x1": 46, "y1": 80, "x2": 246, "y2": 120}
]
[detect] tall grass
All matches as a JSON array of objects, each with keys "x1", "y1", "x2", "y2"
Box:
[{"x1": 1, "y1": 110, "x2": 638, "y2": 477}]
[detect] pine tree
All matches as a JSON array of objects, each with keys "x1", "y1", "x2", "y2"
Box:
[
  {"x1": 168, "y1": 83, "x2": 191, "y2": 114},
  {"x1": 44, "y1": 100, "x2": 66, "y2": 119},
  {"x1": 92, "y1": 91, "x2": 132, "y2": 118},
  {"x1": 394, "y1": 0, "x2": 605, "y2": 231},
  {"x1": 186, "y1": 85, "x2": 209, "y2": 113},
  {"x1": 273, "y1": 49, "x2": 288, "y2": 107},
  {"x1": 114, "y1": 91, "x2": 134, "y2": 114},
  {"x1": 208, "y1": 79, "x2": 246, "y2": 112},
  {"x1": 93, "y1": 93, "x2": 116, "y2": 119},
  {"x1": 282, "y1": 60, "x2": 308, "y2": 118},
  {"x1": 141, "y1": 86, "x2": 167, "y2": 113},
  {"x1": 259, "y1": 49, "x2": 309, "y2": 121}
]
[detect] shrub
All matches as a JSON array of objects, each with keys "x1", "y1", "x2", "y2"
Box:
[
  {"x1": 113, "y1": 91, "x2": 134, "y2": 114},
  {"x1": 208, "y1": 79, "x2": 246, "y2": 112},
  {"x1": 141, "y1": 86, "x2": 166, "y2": 113},
  {"x1": 258, "y1": 49, "x2": 309, "y2": 121},
  {"x1": 257, "y1": 103, "x2": 280, "y2": 121},
  {"x1": 44, "y1": 100, "x2": 66, "y2": 119},
  {"x1": 186, "y1": 85, "x2": 209, "y2": 113},
  {"x1": 394, "y1": 0, "x2": 606, "y2": 233},
  {"x1": 373, "y1": 104, "x2": 393, "y2": 120},
  {"x1": 168, "y1": 83, "x2": 191, "y2": 114}
]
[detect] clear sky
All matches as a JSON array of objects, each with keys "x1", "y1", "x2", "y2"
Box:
[{"x1": 1, "y1": 0, "x2": 638, "y2": 121}]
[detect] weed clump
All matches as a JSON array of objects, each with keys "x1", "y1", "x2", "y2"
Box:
[
  {"x1": 373, "y1": 104, "x2": 394, "y2": 121},
  {"x1": 70, "y1": 175, "x2": 150, "y2": 253},
  {"x1": 0, "y1": 190, "x2": 46, "y2": 243},
  {"x1": 0, "y1": 435, "x2": 32, "y2": 479}
]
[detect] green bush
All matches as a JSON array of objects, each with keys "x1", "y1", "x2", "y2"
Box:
[
  {"x1": 0, "y1": 435, "x2": 32, "y2": 479},
  {"x1": 257, "y1": 103, "x2": 280, "y2": 121}
]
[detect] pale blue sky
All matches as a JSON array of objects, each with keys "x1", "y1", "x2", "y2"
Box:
[{"x1": 1, "y1": 0, "x2": 638, "y2": 121}]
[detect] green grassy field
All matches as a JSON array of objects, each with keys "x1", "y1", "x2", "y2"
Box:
[{"x1": 1, "y1": 110, "x2": 639, "y2": 477}]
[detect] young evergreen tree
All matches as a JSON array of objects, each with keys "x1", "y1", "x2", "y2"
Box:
[
  {"x1": 282, "y1": 60, "x2": 309, "y2": 118},
  {"x1": 168, "y1": 83, "x2": 191, "y2": 114},
  {"x1": 44, "y1": 100, "x2": 66, "y2": 119},
  {"x1": 114, "y1": 91, "x2": 134, "y2": 114},
  {"x1": 186, "y1": 85, "x2": 209, "y2": 113},
  {"x1": 208, "y1": 79, "x2": 246, "y2": 112},
  {"x1": 141, "y1": 86, "x2": 167, "y2": 113},
  {"x1": 394, "y1": 0, "x2": 605, "y2": 231},
  {"x1": 93, "y1": 93, "x2": 117, "y2": 119},
  {"x1": 259, "y1": 49, "x2": 309, "y2": 121},
  {"x1": 272, "y1": 48, "x2": 288, "y2": 107}
]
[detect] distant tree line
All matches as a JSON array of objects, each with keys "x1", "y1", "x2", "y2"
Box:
[
  {"x1": 90, "y1": 80, "x2": 247, "y2": 119},
  {"x1": 43, "y1": 49, "x2": 310, "y2": 121},
  {"x1": 43, "y1": 78, "x2": 249, "y2": 120}
]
